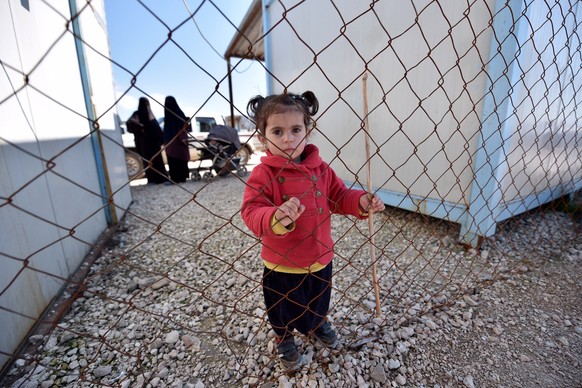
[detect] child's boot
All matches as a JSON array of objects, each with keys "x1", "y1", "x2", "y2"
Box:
[
  {"x1": 276, "y1": 336, "x2": 303, "y2": 371},
  {"x1": 312, "y1": 321, "x2": 339, "y2": 349}
]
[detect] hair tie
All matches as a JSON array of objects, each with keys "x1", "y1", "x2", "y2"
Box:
[{"x1": 291, "y1": 95, "x2": 307, "y2": 103}]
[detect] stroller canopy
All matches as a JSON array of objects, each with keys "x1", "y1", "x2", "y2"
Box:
[{"x1": 207, "y1": 125, "x2": 241, "y2": 150}]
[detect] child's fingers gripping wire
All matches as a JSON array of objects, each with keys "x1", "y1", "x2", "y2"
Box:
[{"x1": 275, "y1": 197, "x2": 305, "y2": 227}]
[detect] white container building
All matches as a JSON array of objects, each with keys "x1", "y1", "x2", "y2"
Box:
[{"x1": 227, "y1": 0, "x2": 582, "y2": 246}]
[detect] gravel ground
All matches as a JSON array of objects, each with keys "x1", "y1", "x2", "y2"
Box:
[{"x1": 4, "y1": 159, "x2": 582, "y2": 388}]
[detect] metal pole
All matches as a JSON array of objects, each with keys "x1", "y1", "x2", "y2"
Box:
[{"x1": 227, "y1": 59, "x2": 235, "y2": 127}]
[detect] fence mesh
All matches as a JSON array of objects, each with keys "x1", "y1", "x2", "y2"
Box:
[{"x1": 1, "y1": 0, "x2": 581, "y2": 387}]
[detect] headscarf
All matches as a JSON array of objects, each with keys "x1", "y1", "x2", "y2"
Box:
[
  {"x1": 137, "y1": 97, "x2": 156, "y2": 124},
  {"x1": 164, "y1": 96, "x2": 187, "y2": 130}
]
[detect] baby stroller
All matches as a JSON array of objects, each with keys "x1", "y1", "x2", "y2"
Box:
[{"x1": 190, "y1": 125, "x2": 248, "y2": 181}]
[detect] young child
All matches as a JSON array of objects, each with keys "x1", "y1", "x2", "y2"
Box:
[{"x1": 241, "y1": 91, "x2": 385, "y2": 371}]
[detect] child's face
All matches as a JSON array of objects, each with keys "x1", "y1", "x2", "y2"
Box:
[{"x1": 261, "y1": 109, "x2": 308, "y2": 162}]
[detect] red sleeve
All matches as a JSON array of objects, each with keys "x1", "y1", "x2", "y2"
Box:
[
  {"x1": 325, "y1": 164, "x2": 368, "y2": 219},
  {"x1": 241, "y1": 165, "x2": 281, "y2": 238}
]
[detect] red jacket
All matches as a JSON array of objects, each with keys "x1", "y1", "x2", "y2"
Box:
[{"x1": 241, "y1": 144, "x2": 367, "y2": 268}]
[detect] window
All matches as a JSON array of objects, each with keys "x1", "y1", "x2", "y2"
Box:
[{"x1": 196, "y1": 117, "x2": 216, "y2": 133}]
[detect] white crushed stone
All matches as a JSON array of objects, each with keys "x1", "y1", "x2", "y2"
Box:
[{"x1": 4, "y1": 162, "x2": 581, "y2": 387}]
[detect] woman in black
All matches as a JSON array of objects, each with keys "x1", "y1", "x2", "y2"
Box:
[
  {"x1": 126, "y1": 97, "x2": 169, "y2": 184},
  {"x1": 163, "y1": 96, "x2": 190, "y2": 183}
]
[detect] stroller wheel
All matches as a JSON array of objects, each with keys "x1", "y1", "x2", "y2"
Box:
[
  {"x1": 191, "y1": 172, "x2": 201, "y2": 181},
  {"x1": 237, "y1": 166, "x2": 248, "y2": 177},
  {"x1": 203, "y1": 172, "x2": 213, "y2": 181}
]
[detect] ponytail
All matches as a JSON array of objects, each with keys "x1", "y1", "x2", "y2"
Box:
[{"x1": 247, "y1": 91, "x2": 319, "y2": 135}]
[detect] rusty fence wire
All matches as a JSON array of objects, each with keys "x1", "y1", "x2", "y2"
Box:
[{"x1": 1, "y1": 0, "x2": 581, "y2": 387}]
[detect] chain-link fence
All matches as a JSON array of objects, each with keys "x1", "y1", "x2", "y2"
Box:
[{"x1": 1, "y1": 0, "x2": 581, "y2": 387}]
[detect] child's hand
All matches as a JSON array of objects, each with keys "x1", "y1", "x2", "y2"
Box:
[
  {"x1": 359, "y1": 193, "x2": 385, "y2": 213},
  {"x1": 275, "y1": 197, "x2": 305, "y2": 227}
]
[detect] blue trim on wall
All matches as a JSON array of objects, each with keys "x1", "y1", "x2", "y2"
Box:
[
  {"x1": 461, "y1": 0, "x2": 526, "y2": 246},
  {"x1": 347, "y1": 180, "x2": 469, "y2": 225},
  {"x1": 350, "y1": 178, "x2": 581, "y2": 241},
  {"x1": 262, "y1": 0, "x2": 275, "y2": 94},
  {"x1": 69, "y1": 0, "x2": 114, "y2": 226}
]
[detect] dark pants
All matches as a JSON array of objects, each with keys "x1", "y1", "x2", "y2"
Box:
[
  {"x1": 262, "y1": 263, "x2": 332, "y2": 339},
  {"x1": 167, "y1": 156, "x2": 189, "y2": 182}
]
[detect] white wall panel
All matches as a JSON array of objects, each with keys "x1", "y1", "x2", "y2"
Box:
[
  {"x1": 264, "y1": 0, "x2": 581, "y2": 243},
  {"x1": 0, "y1": 0, "x2": 132, "y2": 369}
]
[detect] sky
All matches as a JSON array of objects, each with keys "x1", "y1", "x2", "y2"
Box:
[{"x1": 103, "y1": 0, "x2": 265, "y2": 122}]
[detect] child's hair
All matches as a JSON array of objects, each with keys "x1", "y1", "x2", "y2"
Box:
[{"x1": 247, "y1": 91, "x2": 319, "y2": 136}]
